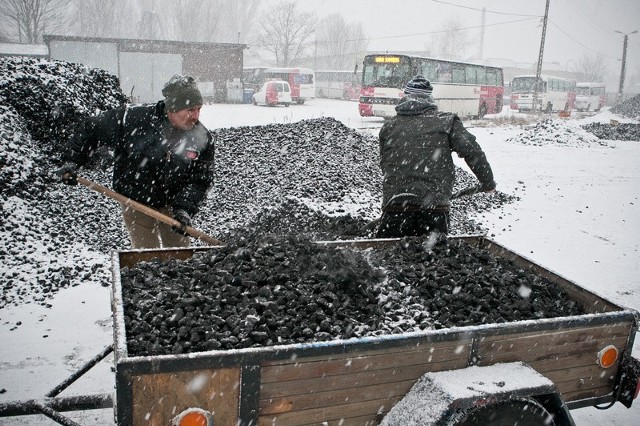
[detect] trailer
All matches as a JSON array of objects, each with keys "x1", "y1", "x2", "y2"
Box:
[{"x1": 109, "y1": 236, "x2": 639, "y2": 426}]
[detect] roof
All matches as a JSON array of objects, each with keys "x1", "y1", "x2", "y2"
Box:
[{"x1": 0, "y1": 43, "x2": 48, "y2": 57}]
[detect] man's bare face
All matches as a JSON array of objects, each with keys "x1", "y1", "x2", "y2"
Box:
[{"x1": 167, "y1": 106, "x2": 202, "y2": 130}]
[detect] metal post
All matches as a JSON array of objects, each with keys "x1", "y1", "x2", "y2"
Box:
[
  {"x1": 533, "y1": 0, "x2": 550, "y2": 113},
  {"x1": 615, "y1": 30, "x2": 638, "y2": 103}
]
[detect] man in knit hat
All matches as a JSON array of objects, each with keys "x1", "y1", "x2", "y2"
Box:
[
  {"x1": 56, "y1": 75, "x2": 215, "y2": 249},
  {"x1": 377, "y1": 75, "x2": 496, "y2": 242}
]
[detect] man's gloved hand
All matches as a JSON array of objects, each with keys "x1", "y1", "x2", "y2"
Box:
[
  {"x1": 56, "y1": 162, "x2": 79, "y2": 185},
  {"x1": 172, "y1": 209, "x2": 191, "y2": 235},
  {"x1": 480, "y1": 180, "x2": 497, "y2": 193}
]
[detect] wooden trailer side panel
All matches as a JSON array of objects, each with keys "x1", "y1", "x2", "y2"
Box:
[
  {"x1": 130, "y1": 367, "x2": 240, "y2": 426},
  {"x1": 257, "y1": 340, "x2": 472, "y2": 425},
  {"x1": 477, "y1": 321, "x2": 634, "y2": 403}
]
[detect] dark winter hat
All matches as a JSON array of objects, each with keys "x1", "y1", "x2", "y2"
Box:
[
  {"x1": 404, "y1": 75, "x2": 433, "y2": 96},
  {"x1": 162, "y1": 75, "x2": 203, "y2": 112}
]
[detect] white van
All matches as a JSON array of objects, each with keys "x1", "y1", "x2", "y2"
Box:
[{"x1": 252, "y1": 80, "x2": 292, "y2": 107}]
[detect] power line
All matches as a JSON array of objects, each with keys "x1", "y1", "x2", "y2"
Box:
[
  {"x1": 430, "y1": 0, "x2": 541, "y2": 18},
  {"x1": 547, "y1": 18, "x2": 618, "y2": 60},
  {"x1": 344, "y1": 17, "x2": 538, "y2": 43}
]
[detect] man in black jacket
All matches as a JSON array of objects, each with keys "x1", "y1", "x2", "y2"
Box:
[
  {"x1": 57, "y1": 75, "x2": 215, "y2": 248},
  {"x1": 377, "y1": 75, "x2": 496, "y2": 242}
]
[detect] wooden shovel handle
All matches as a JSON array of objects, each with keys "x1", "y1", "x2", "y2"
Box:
[{"x1": 76, "y1": 176, "x2": 223, "y2": 246}]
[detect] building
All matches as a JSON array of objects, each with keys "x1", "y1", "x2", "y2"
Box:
[{"x1": 43, "y1": 35, "x2": 247, "y2": 103}]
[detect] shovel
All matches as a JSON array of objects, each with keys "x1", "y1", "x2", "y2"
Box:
[
  {"x1": 359, "y1": 184, "x2": 487, "y2": 234},
  {"x1": 75, "y1": 176, "x2": 224, "y2": 246}
]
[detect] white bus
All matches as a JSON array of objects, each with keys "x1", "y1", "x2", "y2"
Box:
[
  {"x1": 243, "y1": 67, "x2": 315, "y2": 104},
  {"x1": 575, "y1": 82, "x2": 606, "y2": 112},
  {"x1": 315, "y1": 70, "x2": 362, "y2": 101},
  {"x1": 358, "y1": 53, "x2": 504, "y2": 119},
  {"x1": 510, "y1": 75, "x2": 576, "y2": 112}
]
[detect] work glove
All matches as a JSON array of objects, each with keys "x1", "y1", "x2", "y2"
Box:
[
  {"x1": 480, "y1": 180, "x2": 497, "y2": 193},
  {"x1": 172, "y1": 209, "x2": 191, "y2": 235},
  {"x1": 56, "y1": 162, "x2": 79, "y2": 185}
]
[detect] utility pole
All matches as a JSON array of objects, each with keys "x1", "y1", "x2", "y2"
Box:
[
  {"x1": 615, "y1": 29, "x2": 638, "y2": 103},
  {"x1": 479, "y1": 7, "x2": 486, "y2": 60},
  {"x1": 533, "y1": 0, "x2": 550, "y2": 113}
]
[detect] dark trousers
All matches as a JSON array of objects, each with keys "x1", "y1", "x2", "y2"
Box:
[{"x1": 376, "y1": 210, "x2": 450, "y2": 239}]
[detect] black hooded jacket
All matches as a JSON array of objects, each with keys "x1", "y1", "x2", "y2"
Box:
[
  {"x1": 379, "y1": 94, "x2": 494, "y2": 210},
  {"x1": 64, "y1": 101, "x2": 215, "y2": 216}
]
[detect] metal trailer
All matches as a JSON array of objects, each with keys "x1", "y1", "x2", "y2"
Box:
[
  {"x1": 1, "y1": 236, "x2": 638, "y2": 425},
  {"x1": 111, "y1": 237, "x2": 639, "y2": 426}
]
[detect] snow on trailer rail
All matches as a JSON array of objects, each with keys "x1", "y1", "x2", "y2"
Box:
[{"x1": 108, "y1": 236, "x2": 640, "y2": 426}]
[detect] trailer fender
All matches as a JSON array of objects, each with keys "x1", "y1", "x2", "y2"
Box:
[{"x1": 380, "y1": 362, "x2": 574, "y2": 426}]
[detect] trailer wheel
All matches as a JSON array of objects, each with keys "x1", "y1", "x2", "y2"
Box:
[{"x1": 452, "y1": 398, "x2": 554, "y2": 426}]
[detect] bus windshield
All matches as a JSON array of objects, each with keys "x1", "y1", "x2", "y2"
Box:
[
  {"x1": 511, "y1": 77, "x2": 546, "y2": 93},
  {"x1": 362, "y1": 63, "x2": 411, "y2": 88}
]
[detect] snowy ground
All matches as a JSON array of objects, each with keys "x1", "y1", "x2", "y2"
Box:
[{"x1": 1, "y1": 99, "x2": 639, "y2": 425}]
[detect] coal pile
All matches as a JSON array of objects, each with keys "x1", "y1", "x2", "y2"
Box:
[
  {"x1": 506, "y1": 118, "x2": 609, "y2": 148},
  {"x1": 581, "y1": 122, "x2": 640, "y2": 141},
  {"x1": 610, "y1": 93, "x2": 640, "y2": 119},
  {"x1": 121, "y1": 236, "x2": 584, "y2": 356}
]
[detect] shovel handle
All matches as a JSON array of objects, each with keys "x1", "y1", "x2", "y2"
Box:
[{"x1": 76, "y1": 176, "x2": 223, "y2": 246}]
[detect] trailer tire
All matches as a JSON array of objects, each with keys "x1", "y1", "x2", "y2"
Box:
[{"x1": 451, "y1": 397, "x2": 554, "y2": 426}]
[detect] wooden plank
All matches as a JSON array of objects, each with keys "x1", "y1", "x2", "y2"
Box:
[
  {"x1": 258, "y1": 396, "x2": 402, "y2": 426},
  {"x1": 562, "y1": 384, "x2": 616, "y2": 402},
  {"x1": 260, "y1": 379, "x2": 414, "y2": 416},
  {"x1": 131, "y1": 368, "x2": 240, "y2": 426},
  {"x1": 259, "y1": 358, "x2": 469, "y2": 415},
  {"x1": 479, "y1": 321, "x2": 632, "y2": 344},
  {"x1": 480, "y1": 336, "x2": 629, "y2": 366},
  {"x1": 261, "y1": 341, "x2": 471, "y2": 383}
]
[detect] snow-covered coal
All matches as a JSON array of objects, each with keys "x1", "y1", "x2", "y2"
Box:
[
  {"x1": 0, "y1": 57, "x2": 514, "y2": 308},
  {"x1": 121, "y1": 236, "x2": 584, "y2": 356},
  {"x1": 506, "y1": 118, "x2": 611, "y2": 147},
  {"x1": 610, "y1": 93, "x2": 640, "y2": 119},
  {"x1": 581, "y1": 122, "x2": 640, "y2": 141}
]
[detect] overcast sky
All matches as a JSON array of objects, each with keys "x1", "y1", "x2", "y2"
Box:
[{"x1": 289, "y1": 0, "x2": 639, "y2": 88}]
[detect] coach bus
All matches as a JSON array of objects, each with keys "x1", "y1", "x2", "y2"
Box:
[
  {"x1": 510, "y1": 75, "x2": 577, "y2": 113},
  {"x1": 315, "y1": 70, "x2": 362, "y2": 100},
  {"x1": 243, "y1": 67, "x2": 315, "y2": 104},
  {"x1": 575, "y1": 82, "x2": 606, "y2": 112},
  {"x1": 358, "y1": 53, "x2": 504, "y2": 119}
]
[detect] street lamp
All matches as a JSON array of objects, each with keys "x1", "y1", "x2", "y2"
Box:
[{"x1": 614, "y1": 29, "x2": 638, "y2": 102}]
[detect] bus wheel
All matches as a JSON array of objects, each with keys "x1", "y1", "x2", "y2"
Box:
[
  {"x1": 297, "y1": 98, "x2": 305, "y2": 105},
  {"x1": 478, "y1": 104, "x2": 487, "y2": 119}
]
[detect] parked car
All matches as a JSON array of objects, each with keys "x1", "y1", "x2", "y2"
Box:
[{"x1": 252, "y1": 80, "x2": 292, "y2": 107}]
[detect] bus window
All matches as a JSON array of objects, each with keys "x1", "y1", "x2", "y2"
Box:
[
  {"x1": 452, "y1": 65, "x2": 466, "y2": 84},
  {"x1": 477, "y1": 68, "x2": 486, "y2": 85},
  {"x1": 437, "y1": 63, "x2": 452, "y2": 83},
  {"x1": 419, "y1": 60, "x2": 437, "y2": 82},
  {"x1": 486, "y1": 69, "x2": 497, "y2": 86},
  {"x1": 465, "y1": 66, "x2": 477, "y2": 85}
]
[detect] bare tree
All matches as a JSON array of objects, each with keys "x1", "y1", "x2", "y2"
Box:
[
  {"x1": 316, "y1": 14, "x2": 368, "y2": 70},
  {"x1": 255, "y1": 1, "x2": 317, "y2": 67},
  {"x1": 572, "y1": 52, "x2": 607, "y2": 82},
  {"x1": 433, "y1": 18, "x2": 468, "y2": 61},
  {"x1": 71, "y1": 0, "x2": 128, "y2": 38},
  {"x1": 0, "y1": 0, "x2": 72, "y2": 43}
]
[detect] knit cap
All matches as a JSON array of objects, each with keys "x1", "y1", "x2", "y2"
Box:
[
  {"x1": 162, "y1": 75, "x2": 203, "y2": 112},
  {"x1": 404, "y1": 75, "x2": 433, "y2": 96}
]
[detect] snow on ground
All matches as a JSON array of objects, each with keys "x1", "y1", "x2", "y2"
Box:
[{"x1": 1, "y1": 99, "x2": 639, "y2": 425}]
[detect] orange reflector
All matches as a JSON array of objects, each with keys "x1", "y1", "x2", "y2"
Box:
[
  {"x1": 597, "y1": 345, "x2": 619, "y2": 368},
  {"x1": 172, "y1": 408, "x2": 213, "y2": 426}
]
